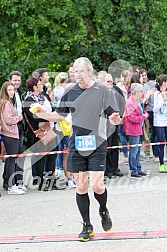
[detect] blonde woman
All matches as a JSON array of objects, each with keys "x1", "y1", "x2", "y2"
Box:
[{"x1": 53, "y1": 72, "x2": 68, "y2": 107}]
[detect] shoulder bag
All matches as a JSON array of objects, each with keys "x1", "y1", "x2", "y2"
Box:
[{"x1": 25, "y1": 114, "x2": 57, "y2": 145}]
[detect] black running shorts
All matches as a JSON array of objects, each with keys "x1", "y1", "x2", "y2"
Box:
[{"x1": 67, "y1": 150, "x2": 107, "y2": 173}]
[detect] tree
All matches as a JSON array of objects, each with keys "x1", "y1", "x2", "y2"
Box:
[{"x1": 0, "y1": 0, "x2": 167, "y2": 85}]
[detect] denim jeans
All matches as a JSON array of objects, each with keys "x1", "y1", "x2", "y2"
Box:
[
  {"x1": 155, "y1": 126, "x2": 167, "y2": 165},
  {"x1": 129, "y1": 135, "x2": 142, "y2": 175},
  {"x1": 56, "y1": 133, "x2": 69, "y2": 170}
]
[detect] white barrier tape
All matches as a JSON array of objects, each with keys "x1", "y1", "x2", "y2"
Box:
[
  {"x1": 0, "y1": 150, "x2": 68, "y2": 159},
  {"x1": 0, "y1": 141, "x2": 166, "y2": 159},
  {"x1": 107, "y1": 141, "x2": 166, "y2": 150}
]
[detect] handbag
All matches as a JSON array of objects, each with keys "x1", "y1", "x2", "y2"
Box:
[
  {"x1": 34, "y1": 123, "x2": 57, "y2": 145},
  {"x1": 58, "y1": 119, "x2": 71, "y2": 136},
  {"x1": 24, "y1": 114, "x2": 57, "y2": 145}
]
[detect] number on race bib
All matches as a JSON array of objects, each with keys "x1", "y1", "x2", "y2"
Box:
[{"x1": 75, "y1": 135, "x2": 96, "y2": 151}]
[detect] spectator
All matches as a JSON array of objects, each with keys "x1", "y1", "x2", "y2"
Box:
[
  {"x1": 23, "y1": 77, "x2": 57, "y2": 190},
  {"x1": 144, "y1": 70, "x2": 158, "y2": 161},
  {"x1": 117, "y1": 70, "x2": 131, "y2": 99},
  {"x1": 97, "y1": 71, "x2": 107, "y2": 84},
  {"x1": 117, "y1": 70, "x2": 132, "y2": 164},
  {"x1": 100, "y1": 72, "x2": 125, "y2": 178},
  {"x1": 54, "y1": 72, "x2": 75, "y2": 188},
  {"x1": 132, "y1": 65, "x2": 140, "y2": 73},
  {"x1": 33, "y1": 68, "x2": 55, "y2": 179},
  {"x1": 123, "y1": 83, "x2": 149, "y2": 178},
  {"x1": 35, "y1": 68, "x2": 53, "y2": 102},
  {"x1": 9, "y1": 71, "x2": 25, "y2": 146},
  {"x1": 0, "y1": 82, "x2": 25, "y2": 194},
  {"x1": 139, "y1": 68, "x2": 148, "y2": 84},
  {"x1": 3, "y1": 71, "x2": 25, "y2": 189},
  {"x1": 53, "y1": 72, "x2": 68, "y2": 108},
  {"x1": 67, "y1": 62, "x2": 76, "y2": 83},
  {"x1": 2, "y1": 70, "x2": 26, "y2": 190},
  {"x1": 130, "y1": 72, "x2": 151, "y2": 160},
  {"x1": 153, "y1": 75, "x2": 167, "y2": 172}
]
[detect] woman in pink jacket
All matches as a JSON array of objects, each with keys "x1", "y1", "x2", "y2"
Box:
[
  {"x1": 123, "y1": 83, "x2": 148, "y2": 178},
  {"x1": 0, "y1": 82, "x2": 25, "y2": 194}
]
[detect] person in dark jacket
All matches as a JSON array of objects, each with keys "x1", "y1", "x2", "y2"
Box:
[
  {"x1": 98, "y1": 72, "x2": 126, "y2": 178},
  {"x1": 23, "y1": 77, "x2": 57, "y2": 190},
  {"x1": 9, "y1": 71, "x2": 26, "y2": 146}
]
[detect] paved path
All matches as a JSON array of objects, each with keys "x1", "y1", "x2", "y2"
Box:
[{"x1": 1, "y1": 155, "x2": 167, "y2": 251}]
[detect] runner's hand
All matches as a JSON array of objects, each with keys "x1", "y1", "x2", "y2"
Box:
[{"x1": 108, "y1": 112, "x2": 121, "y2": 125}]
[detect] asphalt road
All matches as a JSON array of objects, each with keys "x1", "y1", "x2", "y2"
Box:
[{"x1": 1, "y1": 153, "x2": 167, "y2": 252}]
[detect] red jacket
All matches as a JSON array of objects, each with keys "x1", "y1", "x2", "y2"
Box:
[{"x1": 123, "y1": 95, "x2": 147, "y2": 136}]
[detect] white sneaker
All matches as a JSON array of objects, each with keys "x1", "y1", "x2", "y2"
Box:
[
  {"x1": 119, "y1": 157, "x2": 128, "y2": 165},
  {"x1": 18, "y1": 185, "x2": 27, "y2": 192},
  {"x1": 72, "y1": 177, "x2": 76, "y2": 185},
  {"x1": 154, "y1": 157, "x2": 159, "y2": 163},
  {"x1": 8, "y1": 185, "x2": 25, "y2": 195},
  {"x1": 57, "y1": 170, "x2": 65, "y2": 177},
  {"x1": 66, "y1": 179, "x2": 76, "y2": 189}
]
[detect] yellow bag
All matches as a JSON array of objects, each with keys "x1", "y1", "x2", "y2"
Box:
[{"x1": 58, "y1": 120, "x2": 71, "y2": 136}]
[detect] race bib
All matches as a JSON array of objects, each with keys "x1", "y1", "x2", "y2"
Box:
[{"x1": 75, "y1": 135, "x2": 96, "y2": 151}]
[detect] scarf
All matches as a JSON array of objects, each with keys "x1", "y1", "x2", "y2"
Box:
[{"x1": 25, "y1": 91, "x2": 45, "y2": 104}]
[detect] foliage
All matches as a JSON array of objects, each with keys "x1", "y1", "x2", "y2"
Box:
[{"x1": 0, "y1": 0, "x2": 167, "y2": 85}]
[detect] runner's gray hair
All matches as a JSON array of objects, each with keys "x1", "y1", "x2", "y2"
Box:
[{"x1": 73, "y1": 57, "x2": 93, "y2": 73}]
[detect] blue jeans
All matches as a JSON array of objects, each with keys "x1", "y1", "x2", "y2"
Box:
[
  {"x1": 119, "y1": 124, "x2": 128, "y2": 155},
  {"x1": 155, "y1": 126, "x2": 167, "y2": 165},
  {"x1": 56, "y1": 133, "x2": 69, "y2": 170},
  {"x1": 129, "y1": 136, "x2": 142, "y2": 175}
]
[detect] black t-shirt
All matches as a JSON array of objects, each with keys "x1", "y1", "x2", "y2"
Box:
[{"x1": 56, "y1": 82, "x2": 118, "y2": 151}]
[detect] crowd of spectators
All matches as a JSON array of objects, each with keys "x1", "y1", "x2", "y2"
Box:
[{"x1": 0, "y1": 62, "x2": 167, "y2": 195}]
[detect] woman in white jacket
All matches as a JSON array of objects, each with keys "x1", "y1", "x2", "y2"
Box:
[{"x1": 153, "y1": 75, "x2": 167, "y2": 172}]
